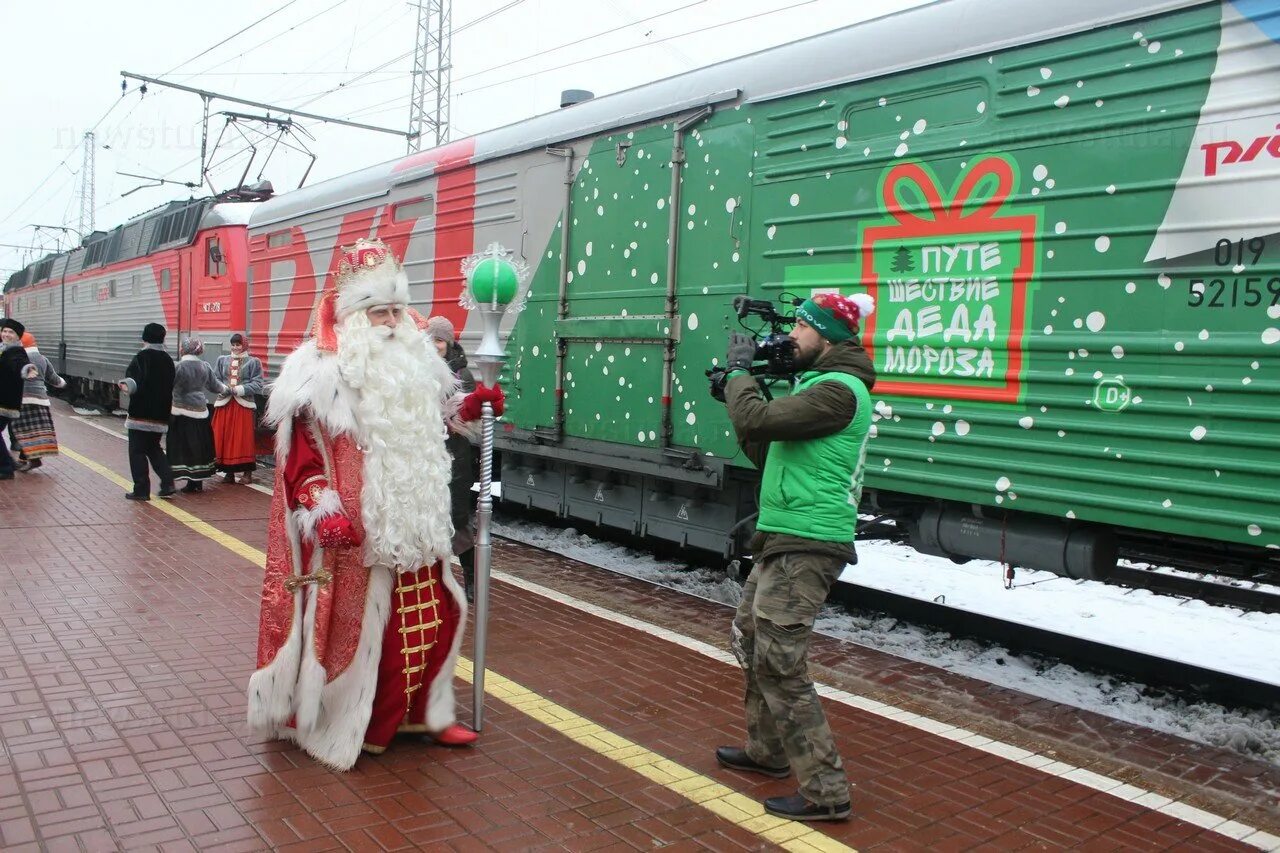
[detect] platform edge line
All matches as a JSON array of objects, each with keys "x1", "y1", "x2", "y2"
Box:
[
  {"x1": 491, "y1": 570, "x2": 1277, "y2": 850},
  {"x1": 59, "y1": 439, "x2": 855, "y2": 852}
]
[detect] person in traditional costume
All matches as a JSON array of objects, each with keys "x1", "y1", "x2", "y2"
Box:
[
  {"x1": 12, "y1": 331, "x2": 66, "y2": 472},
  {"x1": 246, "y1": 238, "x2": 503, "y2": 770},
  {"x1": 168, "y1": 337, "x2": 228, "y2": 493},
  {"x1": 425, "y1": 315, "x2": 481, "y2": 602},
  {"x1": 118, "y1": 323, "x2": 177, "y2": 501},
  {"x1": 213, "y1": 333, "x2": 263, "y2": 484},
  {"x1": 0, "y1": 319, "x2": 39, "y2": 481}
]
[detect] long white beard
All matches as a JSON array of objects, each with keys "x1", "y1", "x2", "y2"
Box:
[{"x1": 336, "y1": 311, "x2": 457, "y2": 571}]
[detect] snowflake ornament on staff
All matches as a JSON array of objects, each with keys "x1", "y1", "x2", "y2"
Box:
[
  {"x1": 460, "y1": 242, "x2": 529, "y2": 312},
  {"x1": 458, "y1": 242, "x2": 527, "y2": 732}
]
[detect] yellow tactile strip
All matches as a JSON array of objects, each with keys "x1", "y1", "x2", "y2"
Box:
[{"x1": 61, "y1": 445, "x2": 855, "y2": 852}]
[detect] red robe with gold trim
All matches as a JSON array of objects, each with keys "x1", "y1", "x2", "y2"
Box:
[{"x1": 246, "y1": 329, "x2": 469, "y2": 771}]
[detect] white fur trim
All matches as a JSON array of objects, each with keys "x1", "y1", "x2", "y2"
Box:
[
  {"x1": 425, "y1": 565, "x2": 469, "y2": 731},
  {"x1": 266, "y1": 340, "x2": 362, "y2": 442},
  {"x1": 293, "y1": 581, "x2": 327, "y2": 733},
  {"x1": 246, "y1": 478, "x2": 309, "y2": 733},
  {"x1": 291, "y1": 488, "x2": 345, "y2": 544},
  {"x1": 246, "y1": 598, "x2": 302, "y2": 732},
  {"x1": 289, "y1": 566, "x2": 394, "y2": 771},
  {"x1": 336, "y1": 265, "x2": 410, "y2": 319},
  {"x1": 443, "y1": 389, "x2": 482, "y2": 442},
  {"x1": 213, "y1": 395, "x2": 255, "y2": 410}
]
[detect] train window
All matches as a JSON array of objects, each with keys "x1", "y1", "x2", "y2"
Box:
[
  {"x1": 131, "y1": 274, "x2": 139, "y2": 296},
  {"x1": 108, "y1": 280, "x2": 116, "y2": 298},
  {"x1": 267, "y1": 230, "x2": 291, "y2": 249},
  {"x1": 206, "y1": 236, "x2": 226, "y2": 276},
  {"x1": 161, "y1": 268, "x2": 171, "y2": 291},
  {"x1": 393, "y1": 196, "x2": 434, "y2": 223},
  {"x1": 157, "y1": 212, "x2": 178, "y2": 245},
  {"x1": 84, "y1": 239, "x2": 107, "y2": 266}
]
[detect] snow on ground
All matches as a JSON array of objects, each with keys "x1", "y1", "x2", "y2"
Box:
[
  {"x1": 843, "y1": 540, "x2": 1280, "y2": 687},
  {"x1": 494, "y1": 516, "x2": 1280, "y2": 764}
]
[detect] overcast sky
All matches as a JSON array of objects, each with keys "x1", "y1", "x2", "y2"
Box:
[{"x1": 0, "y1": 0, "x2": 931, "y2": 277}]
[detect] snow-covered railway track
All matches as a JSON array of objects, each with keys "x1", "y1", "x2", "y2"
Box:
[
  {"x1": 1106, "y1": 564, "x2": 1280, "y2": 615},
  {"x1": 493, "y1": 510, "x2": 1280, "y2": 766},
  {"x1": 828, "y1": 579, "x2": 1280, "y2": 711}
]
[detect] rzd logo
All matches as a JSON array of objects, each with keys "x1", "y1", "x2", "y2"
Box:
[{"x1": 1202, "y1": 124, "x2": 1280, "y2": 177}]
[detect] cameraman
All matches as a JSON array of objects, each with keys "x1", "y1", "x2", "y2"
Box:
[{"x1": 714, "y1": 292, "x2": 876, "y2": 822}]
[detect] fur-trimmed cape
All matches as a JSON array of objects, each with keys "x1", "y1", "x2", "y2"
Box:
[{"x1": 246, "y1": 338, "x2": 470, "y2": 770}]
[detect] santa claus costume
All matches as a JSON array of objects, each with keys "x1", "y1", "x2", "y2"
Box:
[{"x1": 247, "y1": 238, "x2": 497, "y2": 770}]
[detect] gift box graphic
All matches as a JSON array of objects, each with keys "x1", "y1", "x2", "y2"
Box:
[{"x1": 859, "y1": 155, "x2": 1040, "y2": 403}]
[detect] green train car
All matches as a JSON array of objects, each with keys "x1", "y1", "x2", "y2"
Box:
[
  {"x1": 497, "y1": 0, "x2": 1279, "y2": 575},
  {"x1": 217, "y1": 0, "x2": 1276, "y2": 579}
]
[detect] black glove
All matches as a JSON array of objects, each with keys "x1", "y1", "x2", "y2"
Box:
[
  {"x1": 725, "y1": 332, "x2": 756, "y2": 373},
  {"x1": 707, "y1": 367, "x2": 730, "y2": 403}
]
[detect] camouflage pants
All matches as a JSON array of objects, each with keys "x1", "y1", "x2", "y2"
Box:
[{"x1": 730, "y1": 552, "x2": 849, "y2": 806}]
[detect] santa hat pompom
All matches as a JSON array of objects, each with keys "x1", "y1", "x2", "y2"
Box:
[{"x1": 848, "y1": 292, "x2": 875, "y2": 321}]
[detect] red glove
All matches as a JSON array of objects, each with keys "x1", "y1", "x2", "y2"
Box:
[
  {"x1": 459, "y1": 383, "x2": 505, "y2": 421},
  {"x1": 316, "y1": 514, "x2": 363, "y2": 548}
]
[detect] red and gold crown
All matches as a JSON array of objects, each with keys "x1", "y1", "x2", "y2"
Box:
[
  {"x1": 337, "y1": 240, "x2": 391, "y2": 279},
  {"x1": 309, "y1": 238, "x2": 412, "y2": 350},
  {"x1": 333, "y1": 237, "x2": 409, "y2": 320}
]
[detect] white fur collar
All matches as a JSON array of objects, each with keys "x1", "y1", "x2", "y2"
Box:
[
  {"x1": 267, "y1": 336, "x2": 478, "y2": 446},
  {"x1": 266, "y1": 339, "x2": 362, "y2": 442}
]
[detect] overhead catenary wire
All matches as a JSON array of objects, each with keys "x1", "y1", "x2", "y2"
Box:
[
  {"x1": 454, "y1": 0, "x2": 531, "y2": 35},
  {"x1": 285, "y1": 0, "x2": 534, "y2": 112},
  {"x1": 264, "y1": 0, "x2": 416, "y2": 104},
  {"x1": 342, "y1": 0, "x2": 822, "y2": 128},
  {"x1": 457, "y1": 0, "x2": 825, "y2": 97},
  {"x1": 455, "y1": 0, "x2": 709, "y2": 85},
  {"x1": 177, "y1": 0, "x2": 356, "y2": 83},
  {"x1": 159, "y1": 0, "x2": 303, "y2": 78},
  {"x1": 310, "y1": 0, "x2": 715, "y2": 129},
  {"x1": 1, "y1": 2, "x2": 306, "y2": 244}
]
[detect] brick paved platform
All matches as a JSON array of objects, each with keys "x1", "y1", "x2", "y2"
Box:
[{"x1": 1, "y1": 406, "x2": 1277, "y2": 852}]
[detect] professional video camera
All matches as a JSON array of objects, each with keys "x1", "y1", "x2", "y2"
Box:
[{"x1": 706, "y1": 295, "x2": 803, "y2": 402}]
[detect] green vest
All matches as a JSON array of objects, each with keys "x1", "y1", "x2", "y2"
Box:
[{"x1": 756, "y1": 371, "x2": 872, "y2": 542}]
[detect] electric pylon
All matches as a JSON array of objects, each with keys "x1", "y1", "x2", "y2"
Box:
[
  {"x1": 408, "y1": 0, "x2": 451, "y2": 153},
  {"x1": 78, "y1": 131, "x2": 95, "y2": 237}
]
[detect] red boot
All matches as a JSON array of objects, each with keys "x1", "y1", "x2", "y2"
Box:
[{"x1": 432, "y1": 723, "x2": 478, "y2": 747}]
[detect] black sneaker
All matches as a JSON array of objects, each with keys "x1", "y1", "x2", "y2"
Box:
[
  {"x1": 125, "y1": 492, "x2": 150, "y2": 501},
  {"x1": 715, "y1": 747, "x2": 790, "y2": 779},
  {"x1": 181, "y1": 481, "x2": 203, "y2": 493},
  {"x1": 764, "y1": 793, "x2": 851, "y2": 822},
  {"x1": 158, "y1": 484, "x2": 177, "y2": 497}
]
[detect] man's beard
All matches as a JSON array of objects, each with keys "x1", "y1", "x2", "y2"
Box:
[
  {"x1": 335, "y1": 311, "x2": 456, "y2": 571},
  {"x1": 793, "y1": 343, "x2": 821, "y2": 371}
]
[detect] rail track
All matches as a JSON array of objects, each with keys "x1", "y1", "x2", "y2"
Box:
[
  {"x1": 856, "y1": 515, "x2": 1280, "y2": 615},
  {"x1": 497, "y1": 507, "x2": 1280, "y2": 711}
]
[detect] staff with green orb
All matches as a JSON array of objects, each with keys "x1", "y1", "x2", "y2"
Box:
[{"x1": 459, "y1": 243, "x2": 527, "y2": 730}]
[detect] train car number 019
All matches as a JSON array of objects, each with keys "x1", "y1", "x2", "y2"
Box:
[{"x1": 1187, "y1": 237, "x2": 1278, "y2": 308}]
